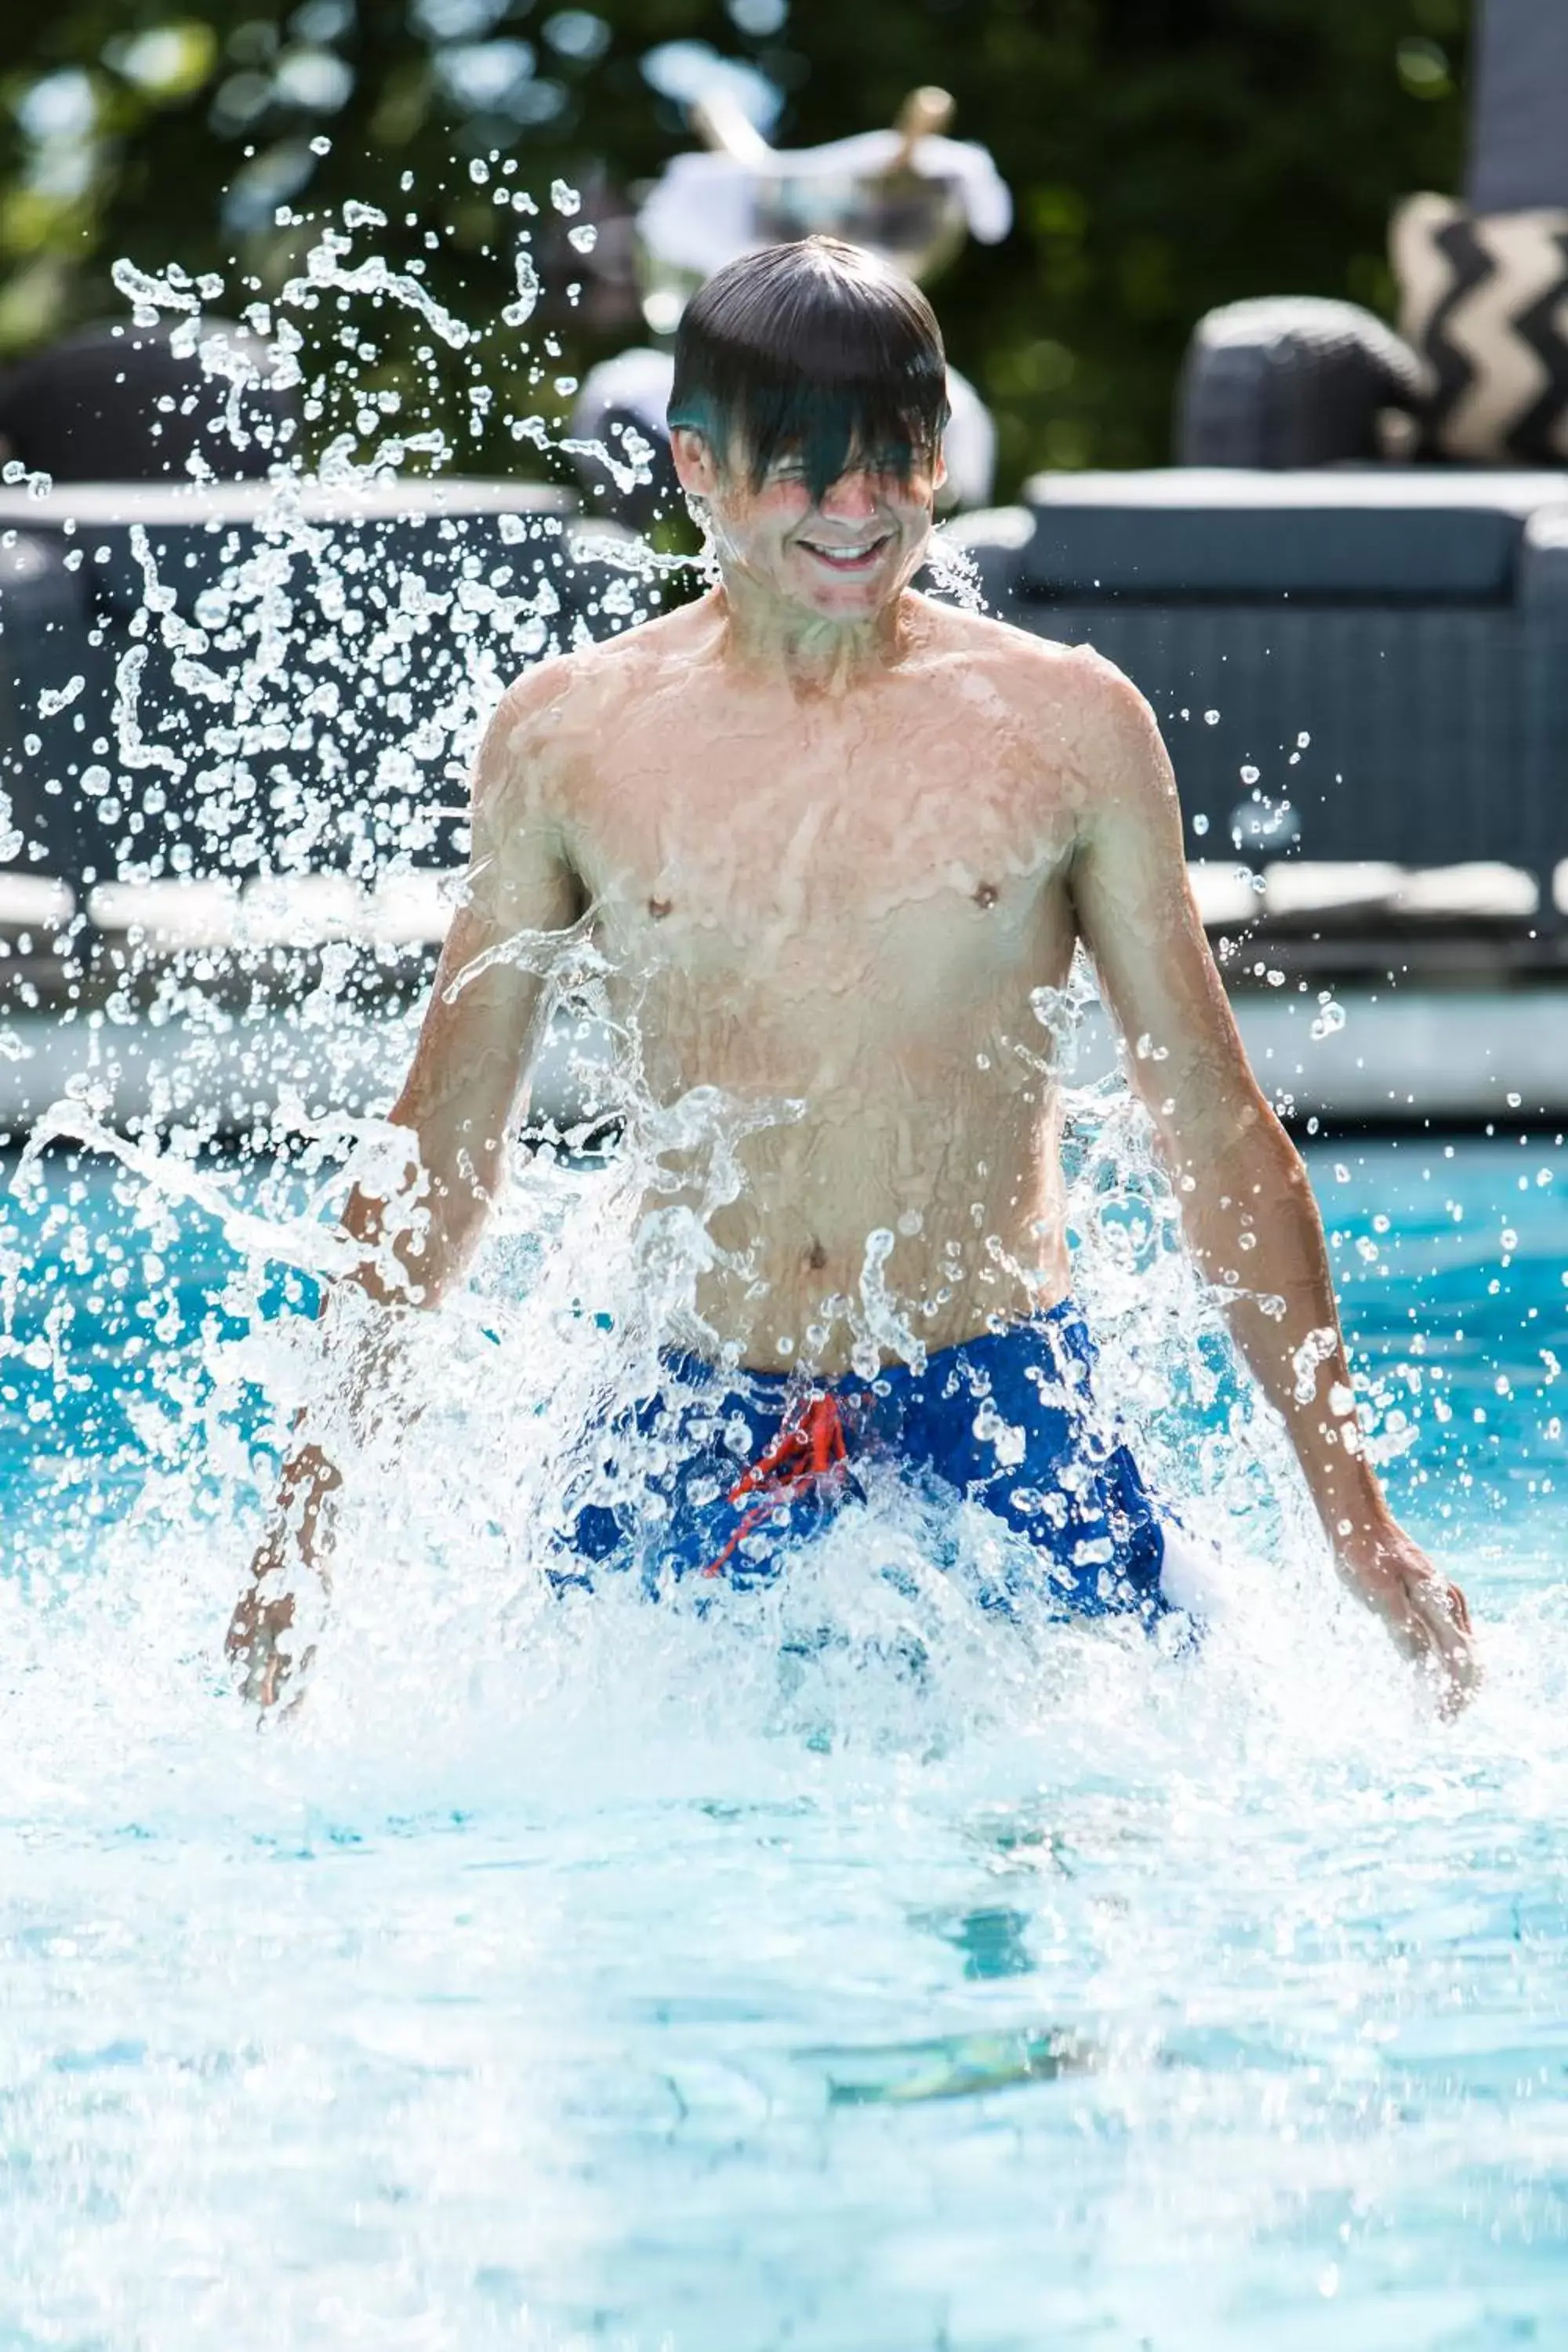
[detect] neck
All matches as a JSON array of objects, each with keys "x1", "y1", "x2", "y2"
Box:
[{"x1": 713, "y1": 567, "x2": 916, "y2": 688}]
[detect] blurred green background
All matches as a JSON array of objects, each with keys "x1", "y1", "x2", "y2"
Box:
[{"x1": 0, "y1": 0, "x2": 1469, "y2": 494}]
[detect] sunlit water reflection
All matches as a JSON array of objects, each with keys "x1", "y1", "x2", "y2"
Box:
[{"x1": 1, "y1": 1132, "x2": 1565, "y2": 2350}]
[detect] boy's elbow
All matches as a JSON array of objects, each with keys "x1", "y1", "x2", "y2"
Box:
[
  {"x1": 1154, "y1": 1066, "x2": 1295, "y2": 1191},
  {"x1": 336, "y1": 1118, "x2": 503, "y2": 1308}
]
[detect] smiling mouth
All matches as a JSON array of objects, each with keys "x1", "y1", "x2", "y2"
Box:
[{"x1": 797, "y1": 534, "x2": 894, "y2": 572}]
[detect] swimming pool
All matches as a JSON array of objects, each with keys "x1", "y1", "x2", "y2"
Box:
[{"x1": 2, "y1": 1129, "x2": 1565, "y2": 2349}]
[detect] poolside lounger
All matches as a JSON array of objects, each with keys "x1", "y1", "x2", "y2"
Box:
[
  {"x1": 1262, "y1": 862, "x2": 1406, "y2": 923},
  {"x1": 362, "y1": 869, "x2": 463, "y2": 946},
  {"x1": 235, "y1": 870, "x2": 463, "y2": 949},
  {"x1": 82, "y1": 869, "x2": 464, "y2": 957},
  {"x1": 1258, "y1": 862, "x2": 1541, "y2": 927},
  {"x1": 0, "y1": 876, "x2": 74, "y2": 934},
  {"x1": 1395, "y1": 863, "x2": 1539, "y2": 920},
  {"x1": 235, "y1": 875, "x2": 366, "y2": 948},
  {"x1": 1186, "y1": 862, "x2": 1259, "y2": 929},
  {"x1": 87, "y1": 879, "x2": 239, "y2": 951}
]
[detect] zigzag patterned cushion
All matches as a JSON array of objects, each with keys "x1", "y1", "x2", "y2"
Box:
[{"x1": 1392, "y1": 192, "x2": 1568, "y2": 463}]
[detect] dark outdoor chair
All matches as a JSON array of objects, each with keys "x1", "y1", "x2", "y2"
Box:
[
  {"x1": 0, "y1": 320, "x2": 296, "y2": 485},
  {"x1": 0, "y1": 477, "x2": 638, "y2": 895},
  {"x1": 957, "y1": 0, "x2": 1568, "y2": 943},
  {"x1": 1178, "y1": 0, "x2": 1568, "y2": 470},
  {"x1": 0, "y1": 292, "x2": 659, "y2": 915}
]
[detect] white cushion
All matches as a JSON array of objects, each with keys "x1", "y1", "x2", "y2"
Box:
[
  {"x1": 1263, "y1": 862, "x2": 1404, "y2": 920},
  {"x1": 1187, "y1": 862, "x2": 1258, "y2": 927},
  {"x1": 87, "y1": 878, "x2": 238, "y2": 947},
  {"x1": 1395, "y1": 862, "x2": 1538, "y2": 919},
  {"x1": 0, "y1": 874, "x2": 74, "y2": 929}
]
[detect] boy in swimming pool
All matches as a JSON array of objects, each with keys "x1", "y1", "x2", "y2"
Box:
[{"x1": 228, "y1": 235, "x2": 1475, "y2": 1707}]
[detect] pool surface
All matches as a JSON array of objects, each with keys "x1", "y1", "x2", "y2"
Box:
[{"x1": 2, "y1": 1129, "x2": 1566, "y2": 2350}]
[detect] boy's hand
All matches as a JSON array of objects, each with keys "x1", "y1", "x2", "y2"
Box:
[
  {"x1": 1338, "y1": 1523, "x2": 1477, "y2": 1715},
  {"x1": 225, "y1": 1574, "x2": 312, "y2": 1712},
  {"x1": 227, "y1": 1442, "x2": 338, "y2": 1712}
]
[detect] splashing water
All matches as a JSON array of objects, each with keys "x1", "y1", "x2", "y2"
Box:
[
  {"x1": 1, "y1": 194, "x2": 1566, "y2": 2347},
  {"x1": 6, "y1": 1115, "x2": 1568, "y2": 2345}
]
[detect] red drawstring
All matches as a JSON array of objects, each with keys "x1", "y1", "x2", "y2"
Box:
[{"x1": 702, "y1": 1392, "x2": 852, "y2": 1577}]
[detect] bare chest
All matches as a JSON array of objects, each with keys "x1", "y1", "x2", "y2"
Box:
[{"x1": 562, "y1": 688, "x2": 1076, "y2": 978}]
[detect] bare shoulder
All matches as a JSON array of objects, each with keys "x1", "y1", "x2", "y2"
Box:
[
  {"x1": 917, "y1": 599, "x2": 1166, "y2": 783},
  {"x1": 478, "y1": 597, "x2": 704, "y2": 811},
  {"x1": 916, "y1": 597, "x2": 1135, "y2": 709}
]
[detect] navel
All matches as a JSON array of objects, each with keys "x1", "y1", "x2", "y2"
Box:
[
  {"x1": 972, "y1": 881, "x2": 998, "y2": 910},
  {"x1": 647, "y1": 895, "x2": 673, "y2": 920}
]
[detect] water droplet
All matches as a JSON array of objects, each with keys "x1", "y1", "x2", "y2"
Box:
[{"x1": 503, "y1": 249, "x2": 542, "y2": 328}]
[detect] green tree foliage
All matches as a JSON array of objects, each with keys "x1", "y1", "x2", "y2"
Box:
[{"x1": 0, "y1": 0, "x2": 1469, "y2": 489}]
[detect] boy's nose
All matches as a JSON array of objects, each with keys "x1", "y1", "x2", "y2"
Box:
[{"x1": 816, "y1": 468, "x2": 880, "y2": 521}]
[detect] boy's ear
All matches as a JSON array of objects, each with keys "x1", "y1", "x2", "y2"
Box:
[{"x1": 670, "y1": 425, "x2": 723, "y2": 497}]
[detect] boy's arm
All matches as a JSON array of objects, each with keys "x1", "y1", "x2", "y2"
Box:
[
  {"x1": 341, "y1": 676, "x2": 584, "y2": 1308},
  {"x1": 227, "y1": 673, "x2": 584, "y2": 1704},
  {"x1": 1062, "y1": 654, "x2": 1475, "y2": 1707}
]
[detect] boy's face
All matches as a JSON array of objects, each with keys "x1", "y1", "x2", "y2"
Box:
[{"x1": 670, "y1": 423, "x2": 946, "y2": 623}]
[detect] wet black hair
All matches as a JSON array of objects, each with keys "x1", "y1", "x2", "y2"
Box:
[{"x1": 667, "y1": 236, "x2": 949, "y2": 502}]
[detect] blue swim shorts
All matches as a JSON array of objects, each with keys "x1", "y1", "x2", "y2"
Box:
[{"x1": 559, "y1": 1298, "x2": 1174, "y2": 1621}]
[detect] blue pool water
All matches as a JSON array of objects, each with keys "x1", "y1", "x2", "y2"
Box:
[{"x1": 2, "y1": 1131, "x2": 1566, "y2": 2350}]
